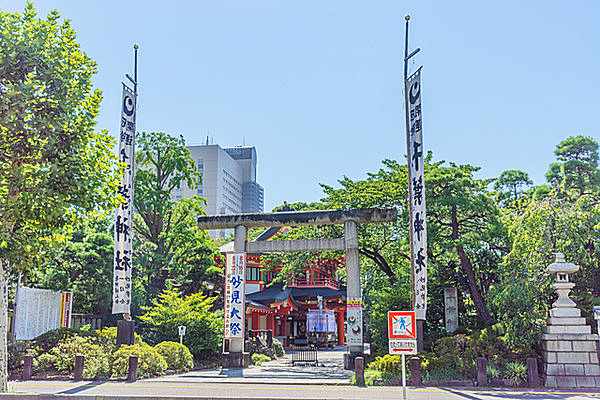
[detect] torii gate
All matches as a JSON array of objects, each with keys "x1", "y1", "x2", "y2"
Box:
[{"x1": 198, "y1": 207, "x2": 396, "y2": 368}]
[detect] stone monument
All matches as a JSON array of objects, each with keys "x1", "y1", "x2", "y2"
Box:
[{"x1": 542, "y1": 253, "x2": 600, "y2": 388}]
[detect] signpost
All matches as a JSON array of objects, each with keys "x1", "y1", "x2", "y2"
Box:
[
  {"x1": 347, "y1": 297, "x2": 363, "y2": 347},
  {"x1": 444, "y1": 287, "x2": 458, "y2": 334},
  {"x1": 178, "y1": 325, "x2": 186, "y2": 345},
  {"x1": 389, "y1": 311, "x2": 416, "y2": 400}
]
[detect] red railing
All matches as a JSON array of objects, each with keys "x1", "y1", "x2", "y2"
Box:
[{"x1": 289, "y1": 277, "x2": 341, "y2": 290}]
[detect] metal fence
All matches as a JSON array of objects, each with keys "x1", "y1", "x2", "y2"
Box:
[{"x1": 291, "y1": 346, "x2": 318, "y2": 366}]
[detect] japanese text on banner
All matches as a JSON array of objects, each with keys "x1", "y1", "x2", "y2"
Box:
[
  {"x1": 224, "y1": 252, "x2": 246, "y2": 339},
  {"x1": 407, "y1": 68, "x2": 427, "y2": 319},
  {"x1": 112, "y1": 84, "x2": 136, "y2": 315}
]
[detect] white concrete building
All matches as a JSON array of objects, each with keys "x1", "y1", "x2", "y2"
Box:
[{"x1": 172, "y1": 144, "x2": 264, "y2": 239}]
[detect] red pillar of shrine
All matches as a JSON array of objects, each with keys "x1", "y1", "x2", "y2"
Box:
[
  {"x1": 280, "y1": 317, "x2": 287, "y2": 346},
  {"x1": 267, "y1": 313, "x2": 274, "y2": 336},
  {"x1": 251, "y1": 312, "x2": 259, "y2": 331},
  {"x1": 336, "y1": 309, "x2": 345, "y2": 345}
]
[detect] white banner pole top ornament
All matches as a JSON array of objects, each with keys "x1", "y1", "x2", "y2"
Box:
[
  {"x1": 112, "y1": 84, "x2": 136, "y2": 315},
  {"x1": 407, "y1": 68, "x2": 427, "y2": 320}
]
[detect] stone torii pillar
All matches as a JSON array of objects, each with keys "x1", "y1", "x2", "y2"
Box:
[{"x1": 197, "y1": 207, "x2": 397, "y2": 368}]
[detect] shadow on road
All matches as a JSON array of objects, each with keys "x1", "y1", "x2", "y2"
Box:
[
  {"x1": 59, "y1": 381, "x2": 105, "y2": 394},
  {"x1": 442, "y1": 387, "x2": 600, "y2": 400},
  {"x1": 218, "y1": 368, "x2": 244, "y2": 378}
]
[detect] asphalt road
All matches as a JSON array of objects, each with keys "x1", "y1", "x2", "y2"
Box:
[{"x1": 6, "y1": 381, "x2": 600, "y2": 400}]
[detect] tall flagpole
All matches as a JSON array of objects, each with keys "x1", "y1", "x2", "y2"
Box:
[
  {"x1": 403, "y1": 15, "x2": 425, "y2": 352},
  {"x1": 403, "y1": 13, "x2": 416, "y2": 338},
  {"x1": 114, "y1": 44, "x2": 139, "y2": 345}
]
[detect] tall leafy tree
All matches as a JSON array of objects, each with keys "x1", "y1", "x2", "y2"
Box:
[
  {"x1": 0, "y1": 4, "x2": 119, "y2": 391},
  {"x1": 426, "y1": 163, "x2": 506, "y2": 325},
  {"x1": 491, "y1": 193, "x2": 600, "y2": 348},
  {"x1": 132, "y1": 131, "x2": 219, "y2": 305},
  {"x1": 546, "y1": 136, "x2": 600, "y2": 195},
  {"x1": 494, "y1": 170, "x2": 533, "y2": 206},
  {"x1": 28, "y1": 217, "x2": 114, "y2": 317}
]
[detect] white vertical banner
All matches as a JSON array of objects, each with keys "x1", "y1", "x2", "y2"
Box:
[
  {"x1": 407, "y1": 68, "x2": 427, "y2": 320},
  {"x1": 224, "y1": 252, "x2": 246, "y2": 341},
  {"x1": 346, "y1": 297, "x2": 363, "y2": 346},
  {"x1": 112, "y1": 84, "x2": 136, "y2": 314}
]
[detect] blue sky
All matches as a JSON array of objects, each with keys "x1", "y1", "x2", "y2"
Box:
[{"x1": 4, "y1": 1, "x2": 600, "y2": 211}]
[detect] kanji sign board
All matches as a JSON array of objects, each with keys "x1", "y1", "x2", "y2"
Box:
[
  {"x1": 388, "y1": 311, "x2": 416, "y2": 339},
  {"x1": 224, "y1": 252, "x2": 246, "y2": 340},
  {"x1": 389, "y1": 339, "x2": 417, "y2": 355}
]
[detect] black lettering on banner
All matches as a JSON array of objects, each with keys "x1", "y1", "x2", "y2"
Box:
[
  {"x1": 120, "y1": 148, "x2": 129, "y2": 163},
  {"x1": 412, "y1": 140, "x2": 422, "y2": 171},
  {"x1": 415, "y1": 247, "x2": 426, "y2": 275},
  {"x1": 120, "y1": 131, "x2": 133, "y2": 146},
  {"x1": 115, "y1": 215, "x2": 130, "y2": 242},
  {"x1": 413, "y1": 212, "x2": 425, "y2": 242},
  {"x1": 115, "y1": 249, "x2": 131, "y2": 272},
  {"x1": 412, "y1": 176, "x2": 423, "y2": 206},
  {"x1": 411, "y1": 119, "x2": 422, "y2": 134}
]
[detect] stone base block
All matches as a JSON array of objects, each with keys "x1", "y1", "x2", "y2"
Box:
[
  {"x1": 545, "y1": 325, "x2": 591, "y2": 335},
  {"x1": 344, "y1": 352, "x2": 367, "y2": 370},
  {"x1": 543, "y1": 333, "x2": 600, "y2": 388},
  {"x1": 550, "y1": 308, "x2": 581, "y2": 318},
  {"x1": 222, "y1": 352, "x2": 250, "y2": 368},
  {"x1": 547, "y1": 317, "x2": 587, "y2": 325}
]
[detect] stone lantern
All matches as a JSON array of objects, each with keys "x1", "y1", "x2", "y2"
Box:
[
  {"x1": 542, "y1": 253, "x2": 600, "y2": 388},
  {"x1": 546, "y1": 253, "x2": 579, "y2": 309}
]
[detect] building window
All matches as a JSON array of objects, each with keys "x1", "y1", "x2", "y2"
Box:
[
  {"x1": 246, "y1": 267, "x2": 261, "y2": 282},
  {"x1": 197, "y1": 159, "x2": 204, "y2": 196}
]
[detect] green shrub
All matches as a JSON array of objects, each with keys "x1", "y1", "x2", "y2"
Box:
[
  {"x1": 487, "y1": 364, "x2": 501, "y2": 380},
  {"x1": 95, "y1": 326, "x2": 142, "y2": 352},
  {"x1": 8, "y1": 341, "x2": 35, "y2": 374},
  {"x1": 139, "y1": 290, "x2": 222, "y2": 359},
  {"x1": 154, "y1": 341, "x2": 193, "y2": 371},
  {"x1": 351, "y1": 369, "x2": 383, "y2": 386},
  {"x1": 272, "y1": 338, "x2": 285, "y2": 358},
  {"x1": 368, "y1": 354, "x2": 405, "y2": 375},
  {"x1": 504, "y1": 361, "x2": 527, "y2": 386},
  {"x1": 49, "y1": 336, "x2": 111, "y2": 379},
  {"x1": 251, "y1": 353, "x2": 271, "y2": 366},
  {"x1": 112, "y1": 343, "x2": 167, "y2": 378},
  {"x1": 420, "y1": 335, "x2": 476, "y2": 379},
  {"x1": 33, "y1": 328, "x2": 95, "y2": 354},
  {"x1": 33, "y1": 353, "x2": 57, "y2": 377}
]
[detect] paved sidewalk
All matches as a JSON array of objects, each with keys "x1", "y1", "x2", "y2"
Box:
[{"x1": 150, "y1": 346, "x2": 353, "y2": 385}]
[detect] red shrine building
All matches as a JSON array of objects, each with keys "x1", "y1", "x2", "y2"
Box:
[{"x1": 220, "y1": 227, "x2": 347, "y2": 347}]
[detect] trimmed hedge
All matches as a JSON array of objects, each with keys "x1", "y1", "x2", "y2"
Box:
[{"x1": 154, "y1": 341, "x2": 193, "y2": 371}]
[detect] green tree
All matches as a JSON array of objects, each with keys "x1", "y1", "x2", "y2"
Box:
[
  {"x1": 139, "y1": 290, "x2": 222, "y2": 359},
  {"x1": 133, "y1": 131, "x2": 218, "y2": 305},
  {"x1": 546, "y1": 136, "x2": 600, "y2": 195},
  {"x1": 0, "y1": 5, "x2": 119, "y2": 390},
  {"x1": 426, "y1": 163, "x2": 507, "y2": 325},
  {"x1": 494, "y1": 170, "x2": 533, "y2": 206},
  {"x1": 28, "y1": 217, "x2": 114, "y2": 317},
  {"x1": 491, "y1": 192, "x2": 600, "y2": 348}
]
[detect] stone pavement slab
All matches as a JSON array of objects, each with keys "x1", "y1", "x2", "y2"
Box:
[{"x1": 150, "y1": 347, "x2": 353, "y2": 385}]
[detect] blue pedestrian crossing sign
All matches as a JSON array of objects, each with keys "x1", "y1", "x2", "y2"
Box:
[{"x1": 388, "y1": 311, "x2": 416, "y2": 339}]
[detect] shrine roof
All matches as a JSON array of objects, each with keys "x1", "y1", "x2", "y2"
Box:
[{"x1": 246, "y1": 282, "x2": 346, "y2": 304}]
